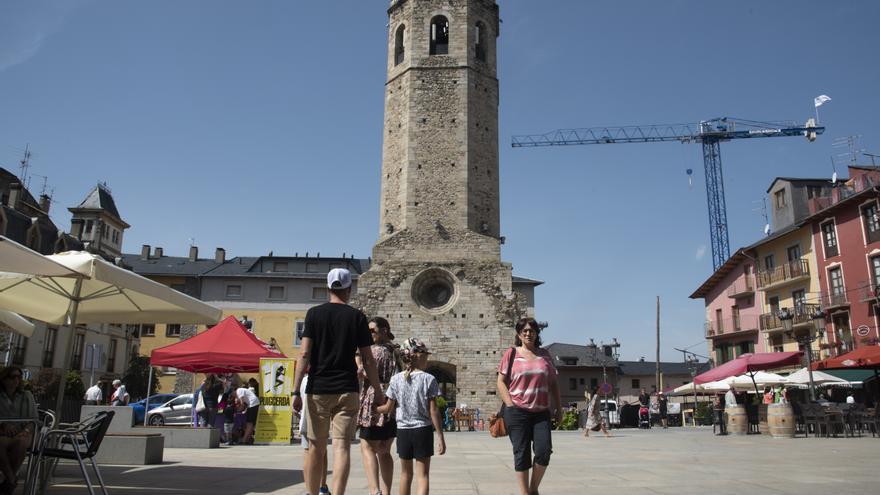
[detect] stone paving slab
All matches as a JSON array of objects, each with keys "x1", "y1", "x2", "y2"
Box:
[{"x1": 40, "y1": 427, "x2": 879, "y2": 495}]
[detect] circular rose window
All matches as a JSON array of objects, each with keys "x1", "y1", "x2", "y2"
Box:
[{"x1": 411, "y1": 268, "x2": 458, "y2": 314}]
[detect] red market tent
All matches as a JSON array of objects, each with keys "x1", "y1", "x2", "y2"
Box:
[
  {"x1": 150, "y1": 315, "x2": 286, "y2": 373},
  {"x1": 811, "y1": 345, "x2": 880, "y2": 370},
  {"x1": 694, "y1": 352, "x2": 803, "y2": 384}
]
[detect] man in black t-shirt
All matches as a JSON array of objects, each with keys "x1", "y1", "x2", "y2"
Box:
[
  {"x1": 638, "y1": 388, "x2": 650, "y2": 407},
  {"x1": 292, "y1": 268, "x2": 385, "y2": 495}
]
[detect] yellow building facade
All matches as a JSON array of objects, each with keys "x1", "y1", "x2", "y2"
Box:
[{"x1": 753, "y1": 224, "x2": 826, "y2": 359}]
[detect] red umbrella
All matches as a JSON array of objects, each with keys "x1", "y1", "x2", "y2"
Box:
[
  {"x1": 694, "y1": 352, "x2": 803, "y2": 384},
  {"x1": 811, "y1": 345, "x2": 880, "y2": 370},
  {"x1": 151, "y1": 315, "x2": 286, "y2": 373}
]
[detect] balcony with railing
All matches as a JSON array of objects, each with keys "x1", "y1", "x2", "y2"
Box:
[
  {"x1": 756, "y1": 260, "x2": 810, "y2": 289},
  {"x1": 808, "y1": 174, "x2": 878, "y2": 215},
  {"x1": 705, "y1": 315, "x2": 759, "y2": 338},
  {"x1": 860, "y1": 281, "x2": 880, "y2": 302},
  {"x1": 726, "y1": 278, "x2": 755, "y2": 298},
  {"x1": 760, "y1": 303, "x2": 821, "y2": 333},
  {"x1": 819, "y1": 290, "x2": 850, "y2": 310}
]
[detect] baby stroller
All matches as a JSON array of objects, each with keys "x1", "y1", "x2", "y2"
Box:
[{"x1": 638, "y1": 406, "x2": 651, "y2": 429}]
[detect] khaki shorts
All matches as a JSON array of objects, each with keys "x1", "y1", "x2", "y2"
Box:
[{"x1": 305, "y1": 392, "x2": 359, "y2": 441}]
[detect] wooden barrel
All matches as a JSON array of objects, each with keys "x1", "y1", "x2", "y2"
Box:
[
  {"x1": 726, "y1": 405, "x2": 748, "y2": 435},
  {"x1": 767, "y1": 403, "x2": 795, "y2": 438}
]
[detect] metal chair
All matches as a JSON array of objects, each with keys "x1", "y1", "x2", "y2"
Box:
[
  {"x1": 29, "y1": 410, "x2": 114, "y2": 495},
  {"x1": 824, "y1": 406, "x2": 846, "y2": 438},
  {"x1": 801, "y1": 403, "x2": 826, "y2": 437},
  {"x1": 844, "y1": 404, "x2": 865, "y2": 437}
]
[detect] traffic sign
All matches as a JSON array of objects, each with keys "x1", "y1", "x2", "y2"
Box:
[{"x1": 599, "y1": 382, "x2": 613, "y2": 395}]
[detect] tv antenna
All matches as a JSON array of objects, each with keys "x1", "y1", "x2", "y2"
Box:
[
  {"x1": 753, "y1": 198, "x2": 770, "y2": 236},
  {"x1": 832, "y1": 135, "x2": 864, "y2": 168},
  {"x1": 18, "y1": 144, "x2": 32, "y2": 186}
]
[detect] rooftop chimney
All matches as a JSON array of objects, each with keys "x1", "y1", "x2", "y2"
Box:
[
  {"x1": 7, "y1": 183, "x2": 22, "y2": 209},
  {"x1": 39, "y1": 194, "x2": 51, "y2": 214},
  {"x1": 188, "y1": 245, "x2": 198, "y2": 262},
  {"x1": 140, "y1": 245, "x2": 150, "y2": 261},
  {"x1": 215, "y1": 247, "x2": 226, "y2": 264},
  {"x1": 154, "y1": 247, "x2": 163, "y2": 258}
]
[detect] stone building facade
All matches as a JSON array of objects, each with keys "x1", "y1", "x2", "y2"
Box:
[{"x1": 355, "y1": 0, "x2": 524, "y2": 412}]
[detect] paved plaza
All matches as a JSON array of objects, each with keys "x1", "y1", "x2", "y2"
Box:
[{"x1": 41, "y1": 427, "x2": 878, "y2": 495}]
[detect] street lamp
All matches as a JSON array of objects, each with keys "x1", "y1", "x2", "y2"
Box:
[
  {"x1": 599, "y1": 338, "x2": 621, "y2": 427},
  {"x1": 686, "y1": 355, "x2": 700, "y2": 426},
  {"x1": 777, "y1": 307, "x2": 825, "y2": 401}
]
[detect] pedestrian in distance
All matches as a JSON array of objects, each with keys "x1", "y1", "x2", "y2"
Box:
[
  {"x1": 110, "y1": 379, "x2": 129, "y2": 406},
  {"x1": 376, "y1": 338, "x2": 446, "y2": 495},
  {"x1": 583, "y1": 387, "x2": 611, "y2": 438},
  {"x1": 714, "y1": 393, "x2": 727, "y2": 435},
  {"x1": 83, "y1": 380, "x2": 103, "y2": 406},
  {"x1": 356, "y1": 316, "x2": 399, "y2": 495},
  {"x1": 292, "y1": 268, "x2": 386, "y2": 495},
  {"x1": 657, "y1": 392, "x2": 668, "y2": 429},
  {"x1": 496, "y1": 317, "x2": 562, "y2": 495},
  {"x1": 235, "y1": 385, "x2": 260, "y2": 444},
  {"x1": 200, "y1": 374, "x2": 223, "y2": 429}
]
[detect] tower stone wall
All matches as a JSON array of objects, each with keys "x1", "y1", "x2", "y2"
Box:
[{"x1": 356, "y1": 0, "x2": 521, "y2": 413}]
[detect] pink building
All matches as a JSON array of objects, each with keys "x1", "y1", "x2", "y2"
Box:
[
  {"x1": 690, "y1": 249, "x2": 764, "y2": 363},
  {"x1": 807, "y1": 166, "x2": 880, "y2": 355}
]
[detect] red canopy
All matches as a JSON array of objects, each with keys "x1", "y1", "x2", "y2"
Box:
[
  {"x1": 150, "y1": 316, "x2": 286, "y2": 373},
  {"x1": 694, "y1": 352, "x2": 802, "y2": 384},
  {"x1": 811, "y1": 345, "x2": 880, "y2": 370}
]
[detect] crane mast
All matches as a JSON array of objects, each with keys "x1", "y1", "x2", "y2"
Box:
[{"x1": 512, "y1": 117, "x2": 825, "y2": 270}]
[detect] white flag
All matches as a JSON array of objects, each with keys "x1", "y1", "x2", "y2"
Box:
[{"x1": 814, "y1": 95, "x2": 831, "y2": 107}]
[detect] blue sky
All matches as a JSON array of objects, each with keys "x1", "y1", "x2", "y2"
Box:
[{"x1": 1, "y1": 1, "x2": 878, "y2": 362}]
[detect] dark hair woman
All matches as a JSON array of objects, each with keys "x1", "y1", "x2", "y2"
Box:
[
  {"x1": 496, "y1": 318, "x2": 562, "y2": 495},
  {"x1": 0, "y1": 366, "x2": 37, "y2": 494},
  {"x1": 356, "y1": 316, "x2": 398, "y2": 495}
]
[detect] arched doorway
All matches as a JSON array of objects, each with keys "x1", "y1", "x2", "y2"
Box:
[{"x1": 425, "y1": 361, "x2": 456, "y2": 404}]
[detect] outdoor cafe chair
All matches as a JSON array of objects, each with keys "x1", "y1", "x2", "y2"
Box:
[
  {"x1": 801, "y1": 403, "x2": 826, "y2": 438},
  {"x1": 824, "y1": 406, "x2": 846, "y2": 438},
  {"x1": 844, "y1": 404, "x2": 865, "y2": 437},
  {"x1": 0, "y1": 413, "x2": 45, "y2": 495},
  {"x1": 28, "y1": 410, "x2": 114, "y2": 495}
]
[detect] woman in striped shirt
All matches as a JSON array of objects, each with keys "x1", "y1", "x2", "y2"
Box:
[{"x1": 497, "y1": 317, "x2": 562, "y2": 495}]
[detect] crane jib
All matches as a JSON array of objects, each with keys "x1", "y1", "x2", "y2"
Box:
[{"x1": 510, "y1": 119, "x2": 826, "y2": 270}]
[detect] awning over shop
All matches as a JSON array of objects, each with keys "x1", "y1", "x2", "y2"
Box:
[{"x1": 824, "y1": 369, "x2": 876, "y2": 384}]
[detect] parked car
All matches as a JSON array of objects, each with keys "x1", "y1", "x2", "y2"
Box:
[
  {"x1": 130, "y1": 394, "x2": 178, "y2": 424},
  {"x1": 146, "y1": 393, "x2": 194, "y2": 426},
  {"x1": 600, "y1": 399, "x2": 620, "y2": 427}
]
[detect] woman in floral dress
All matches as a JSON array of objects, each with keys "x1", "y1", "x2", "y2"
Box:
[
  {"x1": 356, "y1": 316, "x2": 399, "y2": 495},
  {"x1": 583, "y1": 388, "x2": 610, "y2": 438}
]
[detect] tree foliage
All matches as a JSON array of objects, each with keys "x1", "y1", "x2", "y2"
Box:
[{"x1": 121, "y1": 355, "x2": 160, "y2": 401}]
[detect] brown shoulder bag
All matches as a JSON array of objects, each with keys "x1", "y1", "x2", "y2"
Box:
[{"x1": 489, "y1": 347, "x2": 516, "y2": 438}]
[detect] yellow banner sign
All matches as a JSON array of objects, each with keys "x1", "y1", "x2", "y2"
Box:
[{"x1": 255, "y1": 357, "x2": 295, "y2": 445}]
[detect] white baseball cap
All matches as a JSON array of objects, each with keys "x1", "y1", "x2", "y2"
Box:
[{"x1": 327, "y1": 268, "x2": 352, "y2": 290}]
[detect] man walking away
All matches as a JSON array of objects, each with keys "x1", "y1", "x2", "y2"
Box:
[
  {"x1": 84, "y1": 381, "x2": 102, "y2": 406},
  {"x1": 293, "y1": 268, "x2": 386, "y2": 495}
]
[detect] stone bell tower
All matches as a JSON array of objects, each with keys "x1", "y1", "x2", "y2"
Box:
[{"x1": 355, "y1": 0, "x2": 525, "y2": 412}]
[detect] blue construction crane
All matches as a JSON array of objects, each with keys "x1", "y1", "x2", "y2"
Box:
[{"x1": 511, "y1": 117, "x2": 825, "y2": 270}]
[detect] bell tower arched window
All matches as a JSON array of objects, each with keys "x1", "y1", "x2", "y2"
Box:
[
  {"x1": 429, "y1": 16, "x2": 449, "y2": 55},
  {"x1": 394, "y1": 25, "x2": 406, "y2": 65},
  {"x1": 475, "y1": 21, "x2": 486, "y2": 61}
]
